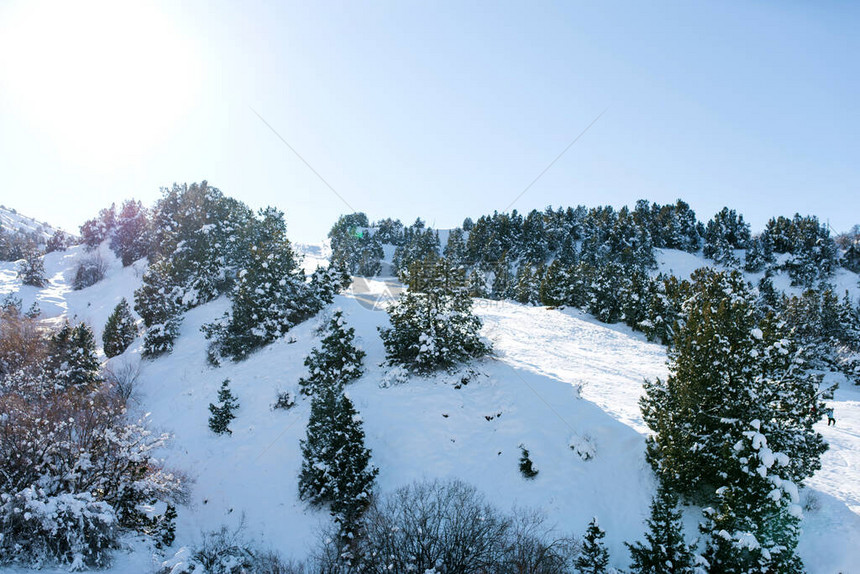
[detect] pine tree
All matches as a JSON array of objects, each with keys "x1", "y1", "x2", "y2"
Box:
[
  {"x1": 576, "y1": 518, "x2": 609, "y2": 574},
  {"x1": 443, "y1": 228, "x2": 467, "y2": 266},
  {"x1": 743, "y1": 235, "x2": 773, "y2": 273},
  {"x1": 208, "y1": 379, "x2": 238, "y2": 435},
  {"x1": 380, "y1": 256, "x2": 490, "y2": 374},
  {"x1": 110, "y1": 199, "x2": 150, "y2": 266},
  {"x1": 626, "y1": 484, "x2": 694, "y2": 574},
  {"x1": 47, "y1": 321, "x2": 101, "y2": 388},
  {"x1": 299, "y1": 384, "x2": 377, "y2": 530},
  {"x1": 491, "y1": 253, "x2": 513, "y2": 300},
  {"x1": 643, "y1": 269, "x2": 827, "y2": 495},
  {"x1": 299, "y1": 310, "x2": 365, "y2": 396},
  {"x1": 518, "y1": 445, "x2": 538, "y2": 479},
  {"x1": 210, "y1": 208, "x2": 317, "y2": 361},
  {"x1": 103, "y1": 298, "x2": 138, "y2": 358},
  {"x1": 640, "y1": 269, "x2": 826, "y2": 572},
  {"x1": 513, "y1": 264, "x2": 536, "y2": 304},
  {"x1": 466, "y1": 268, "x2": 489, "y2": 298},
  {"x1": 539, "y1": 260, "x2": 570, "y2": 307},
  {"x1": 135, "y1": 260, "x2": 182, "y2": 357},
  {"x1": 587, "y1": 263, "x2": 624, "y2": 324},
  {"x1": 309, "y1": 263, "x2": 351, "y2": 307},
  {"x1": 18, "y1": 248, "x2": 46, "y2": 287}
]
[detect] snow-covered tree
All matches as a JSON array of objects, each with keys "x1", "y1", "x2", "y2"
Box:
[
  {"x1": 47, "y1": 321, "x2": 100, "y2": 389},
  {"x1": 18, "y1": 248, "x2": 46, "y2": 287},
  {"x1": 703, "y1": 207, "x2": 750, "y2": 266},
  {"x1": 575, "y1": 518, "x2": 610, "y2": 574},
  {"x1": 79, "y1": 203, "x2": 117, "y2": 250},
  {"x1": 626, "y1": 484, "x2": 694, "y2": 574},
  {"x1": 491, "y1": 253, "x2": 514, "y2": 300},
  {"x1": 328, "y1": 213, "x2": 384, "y2": 277},
  {"x1": 299, "y1": 384, "x2": 377, "y2": 531},
  {"x1": 443, "y1": 227, "x2": 467, "y2": 266},
  {"x1": 299, "y1": 310, "x2": 365, "y2": 396},
  {"x1": 640, "y1": 269, "x2": 826, "y2": 571},
  {"x1": 208, "y1": 379, "x2": 238, "y2": 435},
  {"x1": 380, "y1": 256, "x2": 490, "y2": 374},
  {"x1": 309, "y1": 262, "x2": 351, "y2": 307},
  {"x1": 539, "y1": 260, "x2": 570, "y2": 307},
  {"x1": 514, "y1": 264, "x2": 541, "y2": 305},
  {"x1": 45, "y1": 230, "x2": 69, "y2": 253},
  {"x1": 206, "y1": 208, "x2": 318, "y2": 361},
  {"x1": 0, "y1": 381, "x2": 180, "y2": 568},
  {"x1": 135, "y1": 260, "x2": 182, "y2": 357},
  {"x1": 102, "y1": 298, "x2": 137, "y2": 358},
  {"x1": 743, "y1": 235, "x2": 774, "y2": 273},
  {"x1": 762, "y1": 214, "x2": 837, "y2": 287},
  {"x1": 110, "y1": 199, "x2": 150, "y2": 266}
]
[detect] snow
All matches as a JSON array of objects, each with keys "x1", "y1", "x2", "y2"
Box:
[
  {"x1": 0, "y1": 205, "x2": 68, "y2": 240},
  {"x1": 1, "y1": 241, "x2": 859, "y2": 572}
]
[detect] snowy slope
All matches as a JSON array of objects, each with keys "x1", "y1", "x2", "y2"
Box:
[
  {"x1": 0, "y1": 205, "x2": 67, "y2": 240},
  {"x1": 1, "y1": 242, "x2": 860, "y2": 572}
]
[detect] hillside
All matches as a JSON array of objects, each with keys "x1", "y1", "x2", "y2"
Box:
[
  {"x1": 0, "y1": 205, "x2": 67, "y2": 242},
  {"x1": 1, "y1": 240, "x2": 859, "y2": 572}
]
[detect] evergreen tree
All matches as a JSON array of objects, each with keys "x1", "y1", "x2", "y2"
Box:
[
  {"x1": 626, "y1": 484, "x2": 694, "y2": 574},
  {"x1": 640, "y1": 269, "x2": 826, "y2": 572},
  {"x1": 18, "y1": 248, "x2": 46, "y2": 287},
  {"x1": 309, "y1": 262, "x2": 351, "y2": 307},
  {"x1": 641, "y1": 269, "x2": 826, "y2": 498},
  {"x1": 135, "y1": 260, "x2": 182, "y2": 357},
  {"x1": 763, "y1": 214, "x2": 837, "y2": 287},
  {"x1": 299, "y1": 384, "x2": 378, "y2": 530},
  {"x1": 703, "y1": 207, "x2": 750, "y2": 266},
  {"x1": 518, "y1": 445, "x2": 538, "y2": 479},
  {"x1": 79, "y1": 203, "x2": 117, "y2": 250},
  {"x1": 47, "y1": 321, "x2": 100, "y2": 388},
  {"x1": 519, "y1": 209, "x2": 549, "y2": 264},
  {"x1": 443, "y1": 227, "x2": 467, "y2": 267},
  {"x1": 102, "y1": 298, "x2": 138, "y2": 358},
  {"x1": 743, "y1": 235, "x2": 773, "y2": 273},
  {"x1": 619, "y1": 268, "x2": 652, "y2": 331},
  {"x1": 491, "y1": 253, "x2": 513, "y2": 300},
  {"x1": 539, "y1": 260, "x2": 570, "y2": 307},
  {"x1": 513, "y1": 264, "x2": 538, "y2": 305},
  {"x1": 299, "y1": 310, "x2": 366, "y2": 396},
  {"x1": 110, "y1": 199, "x2": 150, "y2": 266},
  {"x1": 380, "y1": 256, "x2": 490, "y2": 374},
  {"x1": 575, "y1": 518, "x2": 610, "y2": 574},
  {"x1": 208, "y1": 379, "x2": 238, "y2": 435},
  {"x1": 756, "y1": 273, "x2": 781, "y2": 313},
  {"x1": 587, "y1": 263, "x2": 624, "y2": 324},
  {"x1": 208, "y1": 208, "x2": 317, "y2": 361},
  {"x1": 466, "y1": 268, "x2": 489, "y2": 298}
]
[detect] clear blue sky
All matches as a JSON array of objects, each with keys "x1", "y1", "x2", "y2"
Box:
[{"x1": 1, "y1": 1, "x2": 857, "y2": 242}]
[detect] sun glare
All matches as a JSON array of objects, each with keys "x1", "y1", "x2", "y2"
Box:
[{"x1": 0, "y1": 0, "x2": 201, "y2": 172}]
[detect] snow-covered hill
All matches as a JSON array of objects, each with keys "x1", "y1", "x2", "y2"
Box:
[
  {"x1": 1, "y1": 242, "x2": 859, "y2": 572},
  {"x1": 0, "y1": 205, "x2": 67, "y2": 241}
]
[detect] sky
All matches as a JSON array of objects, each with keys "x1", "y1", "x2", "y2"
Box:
[{"x1": 0, "y1": 0, "x2": 858, "y2": 243}]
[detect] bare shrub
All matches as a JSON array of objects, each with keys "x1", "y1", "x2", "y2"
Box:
[
  {"x1": 0, "y1": 300, "x2": 46, "y2": 378},
  {"x1": 103, "y1": 359, "x2": 142, "y2": 403},
  {"x1": 159, "y1": 521, "x2": 307, "y2": 574},
  {"x1": 73, "y1": 253, "x2": 108, "y2": 290},
  {"x1": 316, "y1": 479, "x2": 578, "y2": 573}
]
